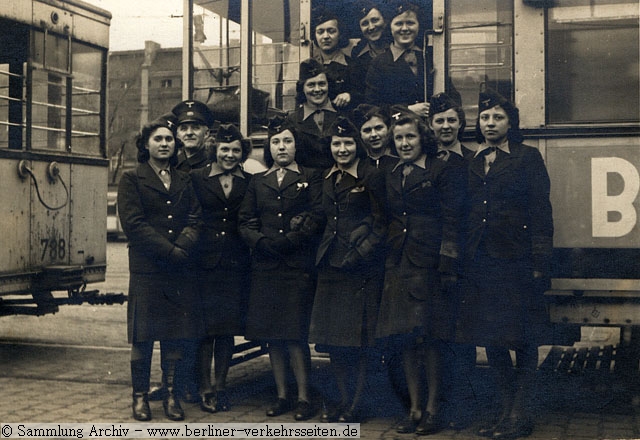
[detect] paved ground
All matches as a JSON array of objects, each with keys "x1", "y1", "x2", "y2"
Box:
[{"x1": 2, "y1": 339, "x2": 640, "y2": 439}]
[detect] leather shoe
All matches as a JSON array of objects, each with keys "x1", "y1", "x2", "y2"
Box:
[
  {"x1": 294, "y1": 400, "x2": 315, "y2": 421},
  {"x1": 132, "y1": 393, "x2": 151, "y2": 421},
  {"x1": 395, "y1": 413, "x2": 421, "y2": 434},
  {"x1": 321, "y1": 404, "x2": 343, "y2": 423},
  {"x1": 492, "y1": 417, "x2": 533, "y2": 439},
  {"x1": 266, "y1": 398, "x2": 291, "y2": 417},
  {"x1": 216, "y1": 390, "x2": 230, "y2": 412},
  {"x1": 200, "y1": 392, "x2": 217, "y2": 413},
  {"x1": 338, "y1": 409, "x2": 358, "y2": 423},
  {"x1": 148, "y1": 385, "x2": 167, "y2": 401},
  {"x1": 163, "y1": 395, "x2": 185, "y2": 421},
  {"x1": 478, "y1": 415, "x2": 504, "y2": 438},
  {"x1": 415, "y1": 412, "x2": 444, "y2": 436}
]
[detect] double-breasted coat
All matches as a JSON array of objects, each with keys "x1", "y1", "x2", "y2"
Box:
[
  {"x1": 176, "y1": 148, "x2": 209, "y2": 173},
  {"x1": 190, "y1": 164, "x2": 252, "y2": 336},
  {"x1": 286, "y1": 106, "x2": 341, "y2": 170},
  {"x1": 457, "y1": 142, "x2": 553, "y2": 348},
  {"x1": 117, "y1": 163, "x2": 203, "y2": 343},
  {"x1": 309, "y1": 160, "x2": 387, "y2": 348},
  {"x1": 238, "y1": 164, "x2": 323, "y2": 341},
  {"x1": 376, "y1": 155, "x2": 466, "y2": 341}
]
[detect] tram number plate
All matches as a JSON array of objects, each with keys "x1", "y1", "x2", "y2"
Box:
[{"x1": 40, "y1": 238, "x2": 67, "y2": 261}]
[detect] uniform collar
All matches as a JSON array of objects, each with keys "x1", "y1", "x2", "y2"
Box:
[
  {"x1": 392, "y1": 153, "x2": 426, "y2": 172},
  {"x1": 264, "y1": 162, "x2": 301, "y2": 176},
  {"x1": 439, "y1": 140, "x2": 463, "y2": 158},
  {"x1": 390, "y1": 42, "x2": 420, "y2": 62},
  {"x1": 474, "y1": 139, "x2": 510, "y2": 157},
  {"x1": 314, "y1": 47, "x2": 350, "y2": 66},
  {"x1": 207, "y1": 161, "x2": 245, "y2": 179},
  {"x1": 325, "y1": 158, "x2": 360, "y2": 180},
  {"x1": 302, "y1": 101, "x2": 337, "y2": 120}
]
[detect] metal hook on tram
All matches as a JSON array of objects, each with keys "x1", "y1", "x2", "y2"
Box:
[{"x1": 16, "y1": 159, "x2": 70, "y2": 211}]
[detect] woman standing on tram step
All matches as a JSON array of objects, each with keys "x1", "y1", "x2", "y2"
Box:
[
  {"x1": 308, "y1": 116, "x2": 387, "y2": 423},
  {"x1": 118, "y1": 113, "x2": 203, "y2": 422},
  {"x1": 459, "y1": 88, "x2": 553, "y2": 440},
  {"x1": 238, "y1": 116, "x2": 324, "y2": 421},
  {"x1": 376, "y1": 109, "x2": 466, "y2": 435},
  {"x1": 351, "y1": 103, "x2": 398, "y2": 173},
  {"x1": 287, "y1": 58, "x2": 341, "y2": 171},
  {"x1": 189, "y1": 123, "x2": 253, "y2": 414},
  {"x1": 350, "y1": 0, "x2": 391, "y2": 86},
  {"x1": 364, "y1": 1, "x2": 431, "y2": 119},
  {"x1": 311, "y1": 6, "x2": 359, "y2": 110}
]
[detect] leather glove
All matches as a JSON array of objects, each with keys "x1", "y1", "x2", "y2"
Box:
[
  {"x1": 349, "y1": 224, "x2": 370, "y2": 248},
  {"x1": 440, "y1": 272, "x2": 458, "y2": 291},
  {"x1": 290, "y1": 214, "x2": 306, "y2": 232},
  {"x1": 340, "y1": 249, "x2": 361, "y2": 270},
  {"x1": 271, "y1": 236, "x2": 296, "y2": 254},
  {"x1": 169, "y1": 246, "x2": 189, "y2": 264},
  {"x1": 256, "y1": 237, "x2": 280, "y2": 259},
  {"x1": 244, "y1": 217, "x2": 261, "y2": 231}
]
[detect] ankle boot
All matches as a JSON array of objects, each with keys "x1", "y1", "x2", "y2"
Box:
[
  {"x1": 162, "y1": 360, "x2": 185, "y2": 421},
  {"x1": 131, "y1": 360, "x2": 152, "y2": 421}
]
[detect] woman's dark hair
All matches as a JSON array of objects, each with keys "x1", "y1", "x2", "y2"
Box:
[
  {"x1": 352, "y1": 1, "x2": 392, "y2": 48},
  {"x1": 327, "y1": 116, "x2": 368, "y2": 161},
  {"x1": 474, "y1": 99, "x2": 524, "y2": 144},
  {"x1": 351, "y1": 104, "x2": 397, "y2": 156},
  {"x1": 389, "y1": 1, "x2": 426, "y2": 45},
  {"x1": 208, "y1": 136, "x2": 252, "y2": 163},
  {"x1": 295, "y1": 72, "x2": 332, "y2": 106},
  {"x1": 311, "y1": 7, "x2": 350, "y2": 51},
  {"x1": 135, "y1": 119, "x2": 179, "y2": 165},
  {"x1": 264, "y1": 126, "x2": 300, "y2": 169},
  {"x1": 390, "y1": 111, "x2": 437, "y2": 157},
  {"x1": 430, "y1": 105, "x2": 467, "y2": 141}
]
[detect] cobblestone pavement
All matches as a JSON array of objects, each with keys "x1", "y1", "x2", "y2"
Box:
[{"x1": 1, "y1": 341, "x2": 640, "y2": 439}]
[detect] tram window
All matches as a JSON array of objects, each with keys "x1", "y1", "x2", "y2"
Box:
[
  {"x1": 70, "y1": 42, "x2": 104, "y2": 156},
  {"x1": 0, "y1": 20, "x2": 28, "y2": 149},
  {"x1": 546, "y1": 1, "x2": 639, "y2": 124},
  {"x1": 30, "y1": 69, "x2": 67, "y2": 151},
  {"x1": 446, "y1": 0, "x2": 514, "y2": 128},
  {"x1": 32, "y1": 30, "x2": 70, "y2": 73}
]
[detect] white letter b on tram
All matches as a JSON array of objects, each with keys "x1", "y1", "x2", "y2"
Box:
[{"x1": 591, "y1": 157, "x2": 639, "y2": 238}]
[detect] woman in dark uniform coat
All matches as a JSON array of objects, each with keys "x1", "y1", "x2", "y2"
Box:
[
  {"x1": 350, "y1": 1, "x2": 391, "y2": 86},
  {"x1": 287, "y1": 58, "x2": 341, "y2": 171},
  {"x1": 118, "y1": 114, "x2": 203, "y2": 422},
  {"x1": 238, "y1": 116, "x2": 323, "y2": 421},
  {"x1": 364, "y1": 2, "x2": 431, "y2": 118},
  {"x1": 189, "y1": 124, "x2": 252, "y2": 414},
  {"x1": 459, "y1": 89, "x2": 553, "y2": 440},
  {"x1": 309, "y1": 116, "x2": 386, "y2": 423},
  {"x1": 376, "y1": 110, "x2": 466, "y2": 435}
]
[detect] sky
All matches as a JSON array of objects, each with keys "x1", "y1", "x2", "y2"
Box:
[{"x1": 85, "y1": 0, "x2": 185, "y2": 51}]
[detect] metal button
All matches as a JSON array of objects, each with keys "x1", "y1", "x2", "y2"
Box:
[
  {"x1": 279, "y1": 229, "x2": 284, "y2": 233},
  {"x1": 167, "y1": 215, "x2": 173, "y2": 219},
  {"x1": 166, "y1": 200, "x2": 172, "y2": 205},
  {"x1": 168, "y1": 229, "x2": 174, "y2": 233},
  {"x1": 221, "y1": 231, "x2": 226, "y2": 236},
  {"x1": 277, "y1": 213, "x2": 282, "y2": 217}
]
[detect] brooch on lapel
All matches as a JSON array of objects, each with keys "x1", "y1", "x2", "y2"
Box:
[
  {"x1": 296, "y1": 182, "x2": 309, "y2": 191},
  {"x1": 421, "y1": 181, "x2": 432, "y2": 188},
  {"x1": 350, "y1": 185, "x2": 366, "y2": 193}
]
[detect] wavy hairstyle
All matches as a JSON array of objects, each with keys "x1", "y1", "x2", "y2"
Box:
[
  {"x1": 263, "y1": 118, "x2": 301, "y2": 169},
  {"x1": 390, "y1": 110, "x2": 438, "y2": 157},
  {"x1": 311, "y1": 6, "x2": 351, "y2": 51},
  {"x1": 474, "y1": 99, "x2": 524, "y2": 144},
  {"x1": 135, "y1": 119, "x2": 179, "y2": 165}
]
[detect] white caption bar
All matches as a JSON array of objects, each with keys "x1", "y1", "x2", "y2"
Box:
[{"x1": 1, "y1": 423, "x2": 360, "y2": 439}]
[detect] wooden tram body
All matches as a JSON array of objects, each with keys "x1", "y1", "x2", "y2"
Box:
[
  {"x1": 182, "y1": 0, "x2": 640, "y2": 352},
  {"x1": 0, "y1": 0, "x2": 124, "y2": 316}
]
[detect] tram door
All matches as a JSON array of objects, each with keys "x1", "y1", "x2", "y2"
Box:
[{"x1": 190, "y1": 0, "x2": 310, "y2": 140}]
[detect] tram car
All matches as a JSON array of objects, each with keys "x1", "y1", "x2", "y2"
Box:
[
  {"x1": 182, "y1": 0, "x2": 639, "y2": 354},
  {"x1": 0, "y1": 0, "x2": 123, "y2": 316}
]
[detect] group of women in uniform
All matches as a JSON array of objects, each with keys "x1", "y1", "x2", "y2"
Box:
[{"x1": 117, "y1": 1, "x2": 553, "y2": 439}]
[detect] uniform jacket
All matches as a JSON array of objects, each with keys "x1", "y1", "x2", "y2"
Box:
[
  {"x1": 385, "y1": 155, "x2": 466, "y2": 274},
  {"x1": 365, "y1": 48, "x2": 431, "y2": 107},
  {"x1": 190, "y1": 163, "x2": 252, "y2": 270},
  {"x1": 238, "y1": 164, "x2": 323, "y2": 271},
  {"x1": 286, "y1": 106, "x2": 341, "y2": 170},
  {"x1": 466, "y1": 141, "x2": 553, "y2": 272},
  {"x1": 117, "y1": 163, "x2": 202, "y2": 273},
  {"x1": 316, "y1": 160, "x2": 386, "y2": 267},
  {"x1": 176, "y1": 148, "x2": 209, "y2": 172}
]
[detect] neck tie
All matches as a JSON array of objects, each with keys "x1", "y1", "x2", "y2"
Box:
[
  {"x1": 436, "y1": 149, "x2": 449, "y2": 161},
  {"x1": 159, "y1": 169, "x2": 170, "y2": 190},
  {"x1": 335, "y1": 170, "x2": 345, "y2": 187},
  {"x1": 401, "y1": 163, "x2": 414, "y2": 187},
  {"x1": 313, "y1": 110, "x2": 324, "y2": 132},
  {"x1": 277, "y1": 168, "x2": 286, "y2": 187},
  {"x1": 404, "y1": 51, "x2": 418, "y2": 76},
  {"x1": 481, "y1": 146, "x2": 497, "y2": 174}
]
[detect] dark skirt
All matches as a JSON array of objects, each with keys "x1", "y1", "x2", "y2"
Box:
[
  {"x1": 376, "y1": 255, "x2": 453, "y2": 341},
  {"x1": 127, "y1": 272, "x2": 204, "y2": 343},
  {"x1": 456, "y1": 249, "x2": 550, "y2": 349},
  {"x1": 309, "y1": 263, "x2": 383, "y2": 348},
  {"x1": 198, "y1": 268, "x2": 250, "y2": 336},
  {"x1": 244, "y1": 263, "x2": 315, "y2": 342}
]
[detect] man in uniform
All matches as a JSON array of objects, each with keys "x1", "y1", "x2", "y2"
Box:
[{"x1": 173, "y1": 100, "x2": 215, "y2": 172}]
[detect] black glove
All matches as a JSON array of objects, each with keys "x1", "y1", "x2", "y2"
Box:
[
  {"x1": 271, "y1": 236, "x2": 296, "y2": 254},
  {"x1": 340, "y1": 249, "x2": 361, "y2": 270},
  {"x1": 169, "y1": 246, "x2": 189, "y2": 264},
  {"x1": 256, "y1": 237, "x2": 280, "y2": 259},
  {"x1": 440, "y1": 272, "x2": 458, "y2": 291},
  {"x1": 349, "y1": 224, "x2": 370, "y2": 248},
  {"x1": 290, "y1": 214, "x2": 306, "y2": 232}
]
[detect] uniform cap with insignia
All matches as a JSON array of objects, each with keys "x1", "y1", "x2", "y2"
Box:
[
  {"x1": 267, "y1": 115, "x2": 296, "y2": 137},
  {"x1": 328, "y1": 116, "x2": 359, "y2": 139},
  {"x1": 171, "y1": 99, "x2": 215, "y2": 127},
  {"x1": 298, "y1": 58, "x2": 327, "y2": 83},
  {"x1": 429, "y1": 92, "x2": 460, "y2": 115},
  {"x1": 478, "y1": 88, "x2": 509, "y2": 113},
  {"x1": 312, "y1": 5, "x2": 339, "y2": 29},
  {"x1": 153, "y1": 112, "x2": 178, "y2": 131},
  {"x1": 214, "y1": 123, "x2": 243, "y2": 143}
]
